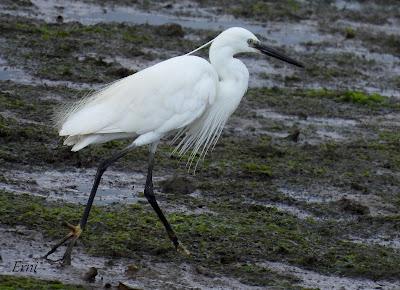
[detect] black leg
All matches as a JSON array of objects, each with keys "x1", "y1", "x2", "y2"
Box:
[
  {"x1": 79, "y1": 145, "x2": 133, "y2": 229},
  {"x1": 144, "y1": 143, "x2": 190, "y2": 255},
  {"x1": 43, "y1": 145, "x2": 134, "y2": 264}
]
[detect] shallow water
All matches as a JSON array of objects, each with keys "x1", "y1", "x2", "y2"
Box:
[
  {"x1": 254, "y1": 109, "x2": 368, "y2": 144},
  {"x1": 0, "y1": 167, "x2": 150, "y2": 205},
  {"x1": 28, "y1": 0, "x2": 330, "y2": 47},
  {"x1": 260, "y1": 261, "x2": 400, "y2": 290},
  {"x1": 1, "y1": 0, "x2": 398, "y2": 97},
  {"x1": 0, "y1": 57, "x2": 31, "y2": 82}
]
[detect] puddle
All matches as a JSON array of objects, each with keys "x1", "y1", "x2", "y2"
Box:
[
  {"x1": 256, "y1": 110, "x2": 358, "y2": 127},
  {"x1": 279, "y1": 186, "x2": 398, "y2": 217},
  {"x1": 322, "y1": 46, "x2": 400, "y2": 73},
  {"x1": 0, "y1": 55, "x2": 102, "y2": 89},
  {"x1": 0, "y1": 166, "x2": 214, "y2": 216},
  {"x1": 0, "y1": 57, "x2": 32, "y2": 82},
  {"x1": 364, "y1": 113, "x2": 400, "y2": 127},
  {"x1": 260, "y1": 261, "x2": 400, "y2": 290},
  {"x1": 336, "y1": 18, "x2": 400, "y2": 36},
  {"x1": 0, "y1": 67, "x2": 28, "y2": 82},
  {"x1": 265, "y1": 202, "x2": 316, "y2": 220},
  {"x1": 254, "y1": 109, "x2": 365, "y2": 143},
  {"x1": 349, "y1": 235, "x2": 400, "y2": 250},
  {"x1": 1, "y1": 1, "x2": 398, "y2": 97},
  {"x1": 227, "y1": 108, "x2": 388, "y2": 145},
  {"x1": 334, "y1": 0, "x2": 363, "y2": 11},
  {"x1": 0, "y1": 167, "x2": 151, "y2": 205},
  {"x1": 0, "y1": 225, "x2": 261, "y2": 289},
  {"x1": 278, "y1": 187, "x2": 344, "y2": 203},
  {"x1": 8, "y1": 0, "x2": 329, "y2": 49},
  {"x1": 362, "y1": 86, "x2": 400, "y2": 99}
]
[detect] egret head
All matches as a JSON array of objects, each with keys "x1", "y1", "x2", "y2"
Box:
[{"x1": 211, "y1": 27, "x2": 304, "y2": 68}]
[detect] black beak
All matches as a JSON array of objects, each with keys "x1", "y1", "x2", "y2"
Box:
[{"x1": 252, "y1": 41, "x2": 304, "y2": 68}]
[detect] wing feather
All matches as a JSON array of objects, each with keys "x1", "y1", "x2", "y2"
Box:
[{"x1": 58, "y1": 55, "x2": 218, "y2": 138}]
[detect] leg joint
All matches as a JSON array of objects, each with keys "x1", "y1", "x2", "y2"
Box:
[
  {"x1": 97, "y1": 160, "x2": 109, "y2": 174},
  {"x1": 144, "y1": 186, "x2": 156, "y2": 202}
]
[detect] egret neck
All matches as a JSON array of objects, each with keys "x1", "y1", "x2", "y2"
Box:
[{"x1": 209, "y1": 42, "x2": 249, "y2": 117}]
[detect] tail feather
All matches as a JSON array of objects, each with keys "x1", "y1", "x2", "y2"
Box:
[
  {"x1": 62, "y1": 135, "x2": 97, "y2": 151},
  {"x1": 62, "y1": 132, "x2": 137, "y2": 151},
  {"x1": 70, "y1": 135, "x2": 99, "y2": 152}
]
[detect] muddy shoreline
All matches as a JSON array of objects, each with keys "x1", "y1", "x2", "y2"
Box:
[{"x1": 1, "y1": 0, "x2": 400, "y2": 289}]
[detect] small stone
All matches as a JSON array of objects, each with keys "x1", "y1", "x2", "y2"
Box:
[
  {"x1": 83, "y1": 267, "x2": 98, "y2": 282},
  {"x1": 56, "y1": 15, "x2": 63, "y2": 24},
  {"x1": 156, "y1": 23, "x2": 184, "y2": 37},
  {"x1": 104, "y1": 282, "x2": 112, "y2": 288},
  {"x1": 125, "y1": 264, "x2": 140, "y2": 276},
  {"x1": 285, "y1": 128, "x2": 300, "y2": 142},
  {"x1": 195, "y1": 265, "x2": 215, "y2": 278},
  {"x1": 350, "y1": 182, "x2": 368, "y2": 193},
  {"x1": 160, "y1": 175, "x2": 195, "y2": 195},
  {"x1": 109, "y1": 67, "x2": 136, "y2": 78},
  {"x1": 297, "y1": 112, "x2": 308, "y2": 120},
  {"x1": 337, "y1": 198, "x2": 370, "y2": 215}
]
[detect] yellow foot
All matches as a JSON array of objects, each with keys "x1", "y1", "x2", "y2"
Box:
[
  {"x1": 43, "y1": 221, "x2": 82, "y2": 265},
  {"x1": 63, "y1": 221, "x2": 82, "y2": 239},
  {"x1": 176, "y1": 243, "x2": 191, "y2": 256}
]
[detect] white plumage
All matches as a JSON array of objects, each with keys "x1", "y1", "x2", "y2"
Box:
[
  {"x1": 59, "y1": 55, "x2": 218, "y2": 154},
  {"x1": 45, "y1": 27, "x2": 304, "y2": 264},
  {"x1": 57, "y1": 27, "x2": 303, "y2": 164}
]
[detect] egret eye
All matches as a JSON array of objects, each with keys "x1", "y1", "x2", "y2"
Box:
[{"x1": 247, "y1": 39, "x2": 258, "y2": 47}]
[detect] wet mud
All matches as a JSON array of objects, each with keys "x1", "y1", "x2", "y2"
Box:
[{"x1": 1, "y1": 0, "x2": 400, "y2": 289}]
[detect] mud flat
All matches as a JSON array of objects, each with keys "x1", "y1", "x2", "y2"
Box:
[{"x1": 1, "y1": 0, "x2": 400, "y2": 289}]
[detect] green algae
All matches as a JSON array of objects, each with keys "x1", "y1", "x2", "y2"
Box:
[
  {"x1": 0, "y1": 275, "x2": 87, "y2": 290},
  {"x1": 241, "y1": 162, "x2": 273, "y2": 177},
  {"x1": 249, "y1": 87, "x2": 395, "y2": 111},
  {"x1": 1, "y1": 83, "x2": 400, "y2": 216},
  {"x1": 338, "y1": 91, "x2": 385, "y2": 105},
  {"x1": 200, "y1": 0, "x2": 306, "y2": 22},
  {"x1": 1, "y1": 190, "x2": 400, "y2": 282},
  {"x1": 344, "y1": 27, "x2": 356, "y2": 39},
  {"x1": 0, "y1": 14, "x2": 197, "y2": 83},
  {"x1": 2, "y1": 83, "x2": 400, "y2": 213},
  {"x1": 195, "y1": 0, "x2": 398, "y2": 26},
  {"x1": 321, "y1": 25, "x2": 400, "y2": 56}
]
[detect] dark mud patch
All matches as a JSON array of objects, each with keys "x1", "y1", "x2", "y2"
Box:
[
  {"x1": 2, "y1": 191, "x2": 400, "y2": 285},
  {"x1": 0, "y1": 13, "x2": 212, "y2": 85},
  {"x1": 1, "y1": 226, "x2": 266, "y2": 289},
  {"x1": 0, "y1": 193, "x2": 306, "y2": 288},
  {"x1": 1, "y1": 1, "x2": 399, "y2": 96},
  {"x1": 160, "y1": 175, "x2": 196, "y2": 196}
]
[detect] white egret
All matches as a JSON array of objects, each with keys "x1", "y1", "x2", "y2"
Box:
[{"x1": 44, "y1": 27, "x2": 303, "y2": 264}]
